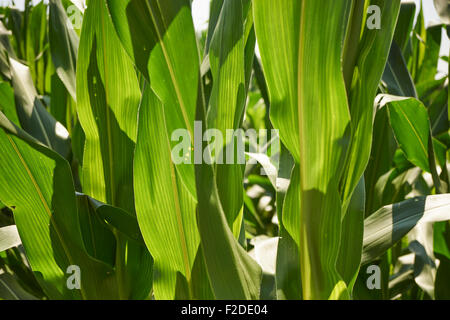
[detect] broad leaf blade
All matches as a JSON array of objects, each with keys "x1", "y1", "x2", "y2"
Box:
[
  {"x1": 0, "y1": 112, "x2": 120, "y2": 299},
  {"x1": 134, "y1": 86, "x2": 201, "y2": 299},
  {"x1": 76, "y1": 0, "x2": 152, "y2": 299},
  {"x1": 254, "y1": 0, "x2": 353, "y2": 299},
  {"x1": 107, "y1": 0, "x2": 199, "y2": 197},
  {"x1": 384, "y1": 96, "x2": 431, "y2": 172},
  {"x1": 206, "y1": 0, "x2": 247, "y2": 229}
]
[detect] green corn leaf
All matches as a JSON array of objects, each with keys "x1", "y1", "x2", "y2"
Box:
[
  {"x1": 382, "y1": 41, "x2": 418, "y2": 98},
  {"x1": 75, "y1": 194, "x2": 116, "y2": 268},
  {"x1": 108, "y1": 0, "x2": 262, "y2": 299},
  {"x1": 76, "y1": 0, "x2": 152, "y2": 299},
  {"x1": 49, "y1": 73, "x2": 72, "y2": 130},
  {"x1": 0, "y1": 112, "x2": 121, "y2": 299},
  {"x1": 434, "y1": 0, "x2": 450, "y2": 24},
  {"x1": 434, "y1": 221, "x2": 450, "y2": 260},
  {"x1": 195, "y1": 142, "x2": 263, "y2": 299},
  {"x1": 76, "y1": 193, "x2": 153, "y2": 299},
  {"x1": 0, "y1": 81, "x2": 20, "y2": 126},
  {"x1": 25, "y1": 1, "x2": 47, "y2": 94},
  {"x1": 49, "y1": 0, "x2": 79, "y2": 101},
  {"x1": 365, "y1": 106, "x2": 397, "y2": 214},
  {"x1": 107, "y1": 0, "x2": 199, "y2": 198},
  {"x1": 433, "y1": 138, "x2": 447, "y2": 169},
  {"x1": 254, "y1": 0, "x2": 353, "y2": 300},
  {"x1": 80, "y1": 194, "x2": 145, "y2": 245},
  {"x1": 206, "y1": 0, "x2": 247, "y2": 229},
  {"x1": 393, "y1": 1, "x2": 416, "y2": 52},
  {"x1": 196, "y1": 45, "x2": 263, "y2": 300},
  {"x1": 0, "y1": 20, "x2": 17, "y2": 60},
  {"x1": 6, "y1": 7, "x2": 24, "y2": 58},
  {"x1": 428, "y1": 86, "x2": 449, "y2": 136},
  {"x1": 342, "y1": 0, "x2": 366, "y2": 90},
  {"x1": 77, "y1": 0, "x2": 140, "y2": 212},
  {"x1": 436, "y1": 256, "x2": 450, "y2": 299},
  {"x1": 383, "y1": 96, "x2": 432, "y2": 173},
  {"x1": 408, "y1": 6, "x2": 426, "y2": 81},
  {"x1": 274, "y1": 144, "x2": 301, "y2": 300},
  {"x1": 106, "y1": 0, "x2": 206, "y2": 299},
  {"x1": 416, "y1": 77, "x2": 446, "y2": 101},
  {"x1": 205, "y1": 0, "x2": 224, "y2": 54},
  {"x1": 134, "y1": 86, "x2": 202, "y2": 299},
  {"x1": 9, "y1": 58, "x2": 71, "y2": 158},
  {"x1": 1, "y1": 0, "x2": 448, "y2": 302},
  {"x1": 415, "y1": 25, "x2": 442, "y2": 85},
  {"x1": 340, "y1": 0, "x2": 401, "y2": 212}
]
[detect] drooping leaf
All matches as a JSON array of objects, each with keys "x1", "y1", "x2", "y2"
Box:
[
  {"x1": 0, "y1": 112, "x2": 121, "y2": 299},
  {"x1": 362, "y1": 194, "x2": 450, "y2": 264},
  {"x1": 80, "y1": 194, "x2": 144, "y2": 244},
  {"x1": 9, "y1": 58, "x2": 71, "y2": 158},
  {"x1": 76, "y1": 193, "x2": 153, "y2": 299},
  {"x1": 337, "y1": 176, "x2": 365, "y2": 292},
  {"x1": 195, "y1": 142, "x2": 263, "y2": 299}
]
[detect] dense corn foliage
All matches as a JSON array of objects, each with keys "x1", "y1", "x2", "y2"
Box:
[{"x1": 0, "y1": 0, "x2": 449, "y2": 300}]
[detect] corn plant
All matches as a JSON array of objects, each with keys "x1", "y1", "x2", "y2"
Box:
[{"x1": 0, "y1": 0, "x2": 449, "y2": 300}]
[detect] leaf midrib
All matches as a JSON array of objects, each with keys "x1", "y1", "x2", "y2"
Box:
[
  {"x1": 100, "y1": 6, "x2": 115, "y2": 206},
  {"x1": 161, "y1": 101, "x2": 192, "y2": 285},
  {"x1": 145, "y1": 0, "x2": 193, "y2": 138}
]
